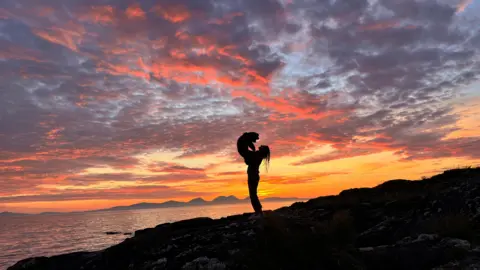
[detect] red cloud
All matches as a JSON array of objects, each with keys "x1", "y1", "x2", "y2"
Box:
[
  {"x1": 33, "y1": 22, "x2": 86, "y2": 52},
  {"x1": 125, "y1": 4, "x2": 146, "y2": 20},
  {"x1": 152, "y1": 4, "x2": 191, "y2": 23},
  {"x1": 231, "y1": 90, "x2": 345, "y2": 120}
]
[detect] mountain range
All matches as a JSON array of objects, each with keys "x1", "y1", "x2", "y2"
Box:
[{"x1": 0, "y1": 196, "x2": 305, "y2": 216}]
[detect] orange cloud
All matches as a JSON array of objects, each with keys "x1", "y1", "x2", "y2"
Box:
[
  {"x1": 263, "y1": 171, "x2": 349, "y2": 185},
  {"x1": 152, "y1": 4, "x2": 191, "y2": 23},
  {"x1": 85, "y1": 27, "x2": 274, "y2": 95},
  {"x1": 0, "y1": 165, "x2": 23, "y2": 172},
  {"x1": 231, "y1": 90, "x2": 344, "y2": 120},
  {"x1": 46, "y1": 127, "x2": 64, "y2": 140},
  {"x1": 147, "y1": 162, "x2": 204, "y2": 174},
  {"x1": 33, "y1": 22, "x2": 86, "y2": 52},
  {"x1": 212, "y1": 171, "x2": 244, "y2": 177},
  {"x1": 79, "y1": 6, "x2": 116, "y2": 24},
  {"x1": 217, "y1": 45, "x2": 252, "y2": 66}
]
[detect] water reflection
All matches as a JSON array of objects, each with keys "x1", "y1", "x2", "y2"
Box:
[{"x1": 0, "y1": 201, "x2": 295, "y2": 269}]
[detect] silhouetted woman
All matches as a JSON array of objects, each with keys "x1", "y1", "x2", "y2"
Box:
[{"x1": 247, "y1": 145, "x2": 270, "y2": 217}]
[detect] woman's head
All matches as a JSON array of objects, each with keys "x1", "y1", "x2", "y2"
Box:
[{"x1": 258, "y1": 145, "x2": 270, "y2": 171}]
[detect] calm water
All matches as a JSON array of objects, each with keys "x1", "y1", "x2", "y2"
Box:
[{"x1": 0, "y1": 201, "x2": 296, "y2": 269}]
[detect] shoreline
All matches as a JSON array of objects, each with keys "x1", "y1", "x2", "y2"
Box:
[{"x1": 8, "y1": 168, "x2": 480, "y2": 270}]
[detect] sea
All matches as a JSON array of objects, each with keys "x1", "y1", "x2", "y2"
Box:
[{"x1": 0, "y1": 201, "x2": 297, "y2": 269}]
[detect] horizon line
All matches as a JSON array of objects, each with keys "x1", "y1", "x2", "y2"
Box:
[{"x1": 1, "y1": 195, "x2": 310, "y2": 215}]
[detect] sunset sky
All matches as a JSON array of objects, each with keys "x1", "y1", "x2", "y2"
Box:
[{"x1": 1, "y1": 0, "x2": 479, "y2": 213}]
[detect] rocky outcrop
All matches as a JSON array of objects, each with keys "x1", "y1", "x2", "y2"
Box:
[{"x1": 9, "y1": 167, "x2": 480, "y2": 270}]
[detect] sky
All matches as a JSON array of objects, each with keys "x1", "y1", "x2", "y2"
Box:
[{"x1": 0, "y1": 0, "x2": 479, "y2": 213}]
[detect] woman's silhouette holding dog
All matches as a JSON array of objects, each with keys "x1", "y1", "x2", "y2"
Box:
[{"x1": 237, "y1": 132, "x2": 270, "y2": 217}]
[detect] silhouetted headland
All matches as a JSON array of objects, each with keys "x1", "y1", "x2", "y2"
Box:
[
  {"x1": 0, "y1": 196, "x2": 304, "y2": 216},
  {"x1": 9, "y1": 167, "x2": 480, "y2": 270},
  {"x1": 0, "y1": 211, "x2": 31, "y2": 217}
]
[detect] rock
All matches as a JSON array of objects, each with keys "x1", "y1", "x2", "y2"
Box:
[
  {"x1": 358, "y1": 234, "x2": 472, "y2": 270},
  {"x1": 105, "y1": 231, "x2": 132, "y2": 235},
  {"x1": 396, "y1": 234, "x2": 439, "y2": 245},
  {"x1": 228, "y1": 249, "x2": 240, "y2": 255},
  {"x1": 181, "y1": 257, "x2": 226, "y2": 270},
  {"x1": 433, "y1": 255, "x2": 480, "y2": 269},
  {"x1": 439, "y1": 238, "x2": 471, "y2": 249},
  {"x1": 143, "y1": 258, "x2": 167, "y2": 270},
  {"x1": 105, "y1": 231, "x2": 122, "y2": 235}
]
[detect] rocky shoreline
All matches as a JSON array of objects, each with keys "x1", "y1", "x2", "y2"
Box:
[{"x1": 8, "y1": 167, "x2": 480, "y2": 270}]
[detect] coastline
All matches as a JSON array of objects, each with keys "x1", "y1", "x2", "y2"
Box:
[{"x1": 8, "y1": 168, "x2": 480, "y2": 270}]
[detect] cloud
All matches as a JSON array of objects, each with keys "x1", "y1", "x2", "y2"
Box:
[
  {"x1": 147, "y1": 161, "x2": 205, "y2": 174},
  {"x1": 0, "y1": 185, "x2": 208, "y2": 203},
  {"x1": 263, "y1": 172, "x2": 350, "y2": 185},
  {"x1": 0, "y1": 0, "x2": 479, "y2": 205},
  {"x1": 213, "y1": 171, "x2": 244, "y2": 177},
  {"x1": 64, "y1": 172, "x2": 207, "y2": 185},
  {"x1": 292, "y1": 149, "x2": 376, "y2": 166}
]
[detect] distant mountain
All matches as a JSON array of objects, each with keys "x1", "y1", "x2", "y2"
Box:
[
  {"x1": 0, "y1": 211, "x2": 31, "y2": 217},
  {"x1": 188, "y1": 198, "x2": 207, "y2": 205},
  {"x1": 100, "y1": 200, "x2": 184, "y2": 211},
  {"x1": 89, "y1": 196, "x2": 303, "y2": 212},
  {"x1": 99, "y1": 196, "x2": 244, "y2": 212},
  {"x1": 38, "y1": 211, "x2": 65, "y2": 215},
  {"x1": 2, "y1": 196, "x2": 306, "y2": 216},
  {"x1": 212, "y1": 195, "x2": 240, "y2": 203}
]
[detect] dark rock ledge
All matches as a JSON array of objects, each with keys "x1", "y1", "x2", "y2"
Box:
[{"x1": 9, "y1": 167, "x2": 480, "y2": 270}]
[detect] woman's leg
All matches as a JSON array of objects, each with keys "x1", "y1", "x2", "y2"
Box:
[{"x1": 247, "y1": 171, "x2": 262, "y2": 214}]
